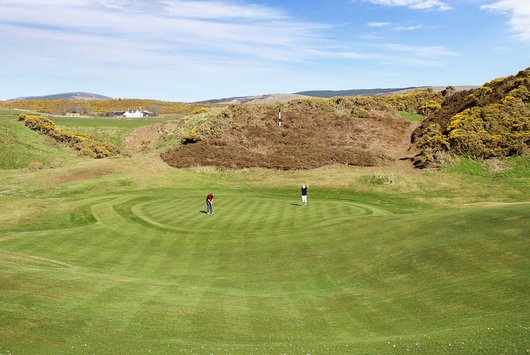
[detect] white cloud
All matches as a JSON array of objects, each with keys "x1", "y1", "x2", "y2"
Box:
[
  {"x1": 367, "y1": 21, "x2": 391, "y2": 27},
  {"x1": 482, "y1": 0, "x2": 530, "y2": 42},
  {"x1": 0, "y1": 0, "x2": 328, "y2": 65},
  {"x1": 0, "y1": 0, "x2": 463, "y2": 100},
  {"x1": 365, "y1": 0, "x2": 453, "y2": 11},
  {"x1": 0, "y1": 0, "x2": 458, "y2": 68},
  {"x1": 160, "y1": 0, "x2": 288, "y2": 20},
  {"x1": 381, "y1": 44, "x2": 458, "y2": 57},
  {"x1": 366, "y1": 21, "x2": 423, "y2": 31},
  {"x1": 338, "y1": 51, "x2": 382, "y2": 60},
  {"x1": 393, "y1": 24, "x2": 423, "y2": 31}
]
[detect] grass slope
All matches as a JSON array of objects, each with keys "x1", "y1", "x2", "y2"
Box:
[
  {"x1": 0, "y1": 156, "x2": 529, "y2": 353},
  {"x1": 49, "y1": 117, "x2": 169, "y2": 150},
  {"x1": 0, "y1": 109, "x2": 77, "y2": 169}
]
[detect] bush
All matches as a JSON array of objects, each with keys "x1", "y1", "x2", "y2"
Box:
[
  {"x1": 18, "y1": 114, "x2": 120, "y2": 159},
  {"x1": 446, "y1": 102, "x2": 529, "y2": 159},
  {"x1": 180, "y1": 129, "x2": 202, "y2": 144},
  {"x1": 414, "y1": 123, "x2": 451, "y2": 168},
  {"x1": 413, "y1": 67, "x2": 530, "y2": 167}
]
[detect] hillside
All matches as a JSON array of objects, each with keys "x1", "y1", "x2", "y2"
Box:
[
  {"x1": 195, "y1": 93, "x2": 309, "y2": 105},
  {"x1": 160, "y1": 90, "x2": 444, "y2": 169},
  {"x1": 295, "y1": 87, "x2": 418, "y2": 98},
  {"x1": 8, "y1": 92, "x2": 113, "y2": 101},
  {"x1": 194, "y1": 87, "x2": 478, "y2": 105},
  {"x1": 412, "y1": 67, "x2": 530, "y2": 167},
  {"x1": 0, "y1": 98, "x2": 213, "y2": 116},
  {"x1": 0, "y1": 109, "x2": 77, "y2": 169}
]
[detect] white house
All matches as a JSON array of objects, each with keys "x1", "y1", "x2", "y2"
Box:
[{"x1": 123, "y1": 109, "x2": 144, "y2": 118}]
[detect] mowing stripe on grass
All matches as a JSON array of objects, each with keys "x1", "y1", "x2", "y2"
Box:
[{"x1": 1, "y1": 187, "x2": 528, "y2": 353}]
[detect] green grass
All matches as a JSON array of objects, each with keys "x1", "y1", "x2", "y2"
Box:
[
  {"x1": 443, "y1": 155, "x2": 530, "y2": 178},
  {"x1": 399, "y1": 111, "x2": 425, "y2": 122},
  {"x1": 50, "y1": 115, "x2": 188, "y2": 150},
  {"x1": 51, "y1": 116, "x2": 169, "y2": 129},
  {"x1": 0, "y1": 109, "x2": 77, "y2": 169},
  {"x1": 443, "y1": 157, "x2": 492, "y2": 177},
  {"x1": 0, "y1": 157, "x2": 529, "y2": 353},
  {"x1": 50, "y1": 117, "x2": 165, "y2": 149}
]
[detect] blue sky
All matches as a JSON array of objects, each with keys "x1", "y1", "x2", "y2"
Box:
[{"x1": 0, "y1": 0, "x2": 529, "y2": 101}]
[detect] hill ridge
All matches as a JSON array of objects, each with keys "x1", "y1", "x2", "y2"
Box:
[{"x1": 9, "y1": 92, "x2": 113, "y2": 101}]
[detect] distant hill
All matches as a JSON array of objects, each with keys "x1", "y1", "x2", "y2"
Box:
[
  {"x1": 196, "y1": 86, "x2": 478, "y2": 104},
  {"x1": 195, "y1": 93, "x2": 309, "y2": 105},
  {"x1": 195, "y1": 89, "x2": 416, "y2": 104},
  {"x1": 9, "y1": 92, "x2": 113, "y2": 101},
  {"x1": 296, "y1": 86, "x2": 479, "y2": 98},
  {"x1": 295, "y1": 87, "x2": 419, "y2": 98}
]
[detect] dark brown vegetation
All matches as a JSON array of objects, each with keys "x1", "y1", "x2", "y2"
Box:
[
  {"x1": 412, "y1": 67, "x2": 530, "y2": 167},
  {"x1": 160, "y1": 92, "x2": 431, "y2": 169}
]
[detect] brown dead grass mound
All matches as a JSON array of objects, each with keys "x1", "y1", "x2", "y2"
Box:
[{"x1": 161, "y1": 104, "x2": 416, "y2": 170}]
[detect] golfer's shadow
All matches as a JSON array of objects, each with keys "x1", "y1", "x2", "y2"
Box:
[
  {"x1": 290, "y1": 203, "x2": 302, "y2": 207},
  {"x1": 199, "y1": 210, "x2": 208, "y2": 214}
]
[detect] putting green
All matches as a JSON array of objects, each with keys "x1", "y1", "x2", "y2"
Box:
[{"x1": 128, "y1": 195, "x2": 390, "y2": 232}]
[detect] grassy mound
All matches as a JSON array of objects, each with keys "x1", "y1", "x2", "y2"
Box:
[
  {"x1": 0, "y1": 109, "x2": 77, "y2": 169},
  {"x1": 413, "y1": 67, "x2": 530, "y2": 167},
  {"x1": 161, "y1": 99, "x2": 423, "y2": 170},
  {"x1": 18, "y1": 114, "x2": 120, "y2": 159}
]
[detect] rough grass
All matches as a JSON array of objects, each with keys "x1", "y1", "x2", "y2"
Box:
[
  {"x1": 443, "y1": 155, "x2": 530, "y2": 178},
  {"x1": 162, "y1": 105, "x2": 417, "y2": 169},
  {"x1": 0, "y1": 155, "x2": 528, "y2": 353},
  {"x1": 50, "y1": 116, "x2": 173, "y2": 150},
  {"x1": 0, "y1": 109, "x2": 78, "y2": 169},
  {"x1": 51, "y1": 116, "x2": 171, "y2": 128},
  {"x1": 399, "y1": 111, "x2": 425, "y2": 122}
]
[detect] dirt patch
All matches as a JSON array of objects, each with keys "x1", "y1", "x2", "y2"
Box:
[
  {"x1": 53, "y1": 167, "x2": 114, "y2": 184},
  {"x1": 161, "y1": 104, "x2": 416, "y2": 170},
  {"x1": 124, "y1": 121, "x2": 184, "y2": 154}
]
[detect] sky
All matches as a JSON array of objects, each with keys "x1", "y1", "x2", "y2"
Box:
[{"x1": 0, "y1": 0, "x2": 529, "y2": 102}]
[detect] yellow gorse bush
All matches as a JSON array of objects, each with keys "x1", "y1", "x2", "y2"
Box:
[
  {"x1": 285, "y1": 89, "x2": 444, "y2": 118},
  {"x1": 415, "y1": 67, "x2": 530, "y2": 166},
  {"x1": 18, "y1": 114, "x2": 120, "y2": 158},
  {"x1": 1, "y1": 99, "x2": 215, "y2": 116}
]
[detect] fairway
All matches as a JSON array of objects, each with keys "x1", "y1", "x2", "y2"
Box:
[{"x1": 1, "y1": 182, "x2": 529, "y2": 353}]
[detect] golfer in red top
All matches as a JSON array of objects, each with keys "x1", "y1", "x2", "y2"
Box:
[{"x1": 206, "y1": 193, "x2": 214, "y2": 214}]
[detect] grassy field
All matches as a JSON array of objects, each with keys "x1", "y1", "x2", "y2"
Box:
[
  {"x1": 50, "y1": 116, "x2": 171, "y2": 128},
  {"x1": 0, "y1": 109, "x2": 529, "y2": 353},
  {"x1": 0, "y1": 154, "x2": 529, "y2": 354}
]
